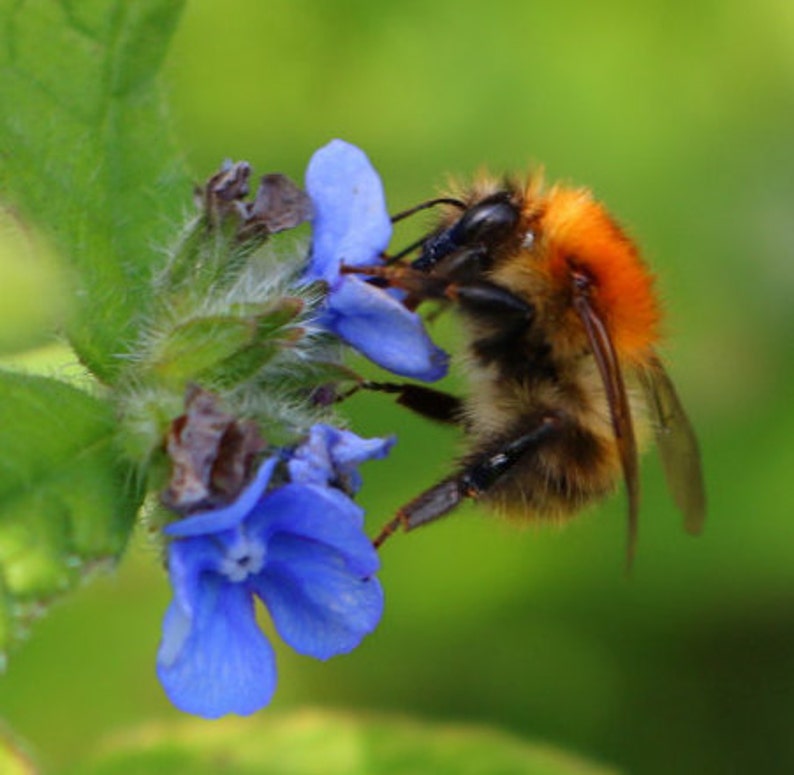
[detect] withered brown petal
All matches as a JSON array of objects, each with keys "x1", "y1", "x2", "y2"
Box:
[
  {"x1": 209, "y1": 161, "x2": 252, "y2": 203},
  {"x1": 210, "y1": 420, "x2": 267, "y2": 502},
  {"x1": 194, "y1": 161, "x2": 253, "y2": 223},
  {"x1": 162, "y1": 386, "x2": 266, "y2": 514},
  {"x1": 248, "y1": 173, "x2": 313, "y2": 234}
]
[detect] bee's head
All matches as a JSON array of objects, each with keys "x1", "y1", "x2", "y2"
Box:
[{"x1": 411, "y1": 187, "x2": 524, "y2": 277}]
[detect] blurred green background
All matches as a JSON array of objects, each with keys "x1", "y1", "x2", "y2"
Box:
[{"x1": 2, "y1": 1, "x2": 794, "y2": 772}]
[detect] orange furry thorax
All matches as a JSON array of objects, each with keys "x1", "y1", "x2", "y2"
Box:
[{"x1": 534, "y1": 185, "x2": 661, "y2": 363}]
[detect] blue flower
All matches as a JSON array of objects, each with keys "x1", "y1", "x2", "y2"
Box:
[
  {"x1": 287, "y1": 423, "x2": 394, "y2": 494},
  {"x1": 157, "y1": 428, "x2": 387, "y2": 719},
  {"x1": 303, "y1": 139, "x2": 448, "y2": 381}
]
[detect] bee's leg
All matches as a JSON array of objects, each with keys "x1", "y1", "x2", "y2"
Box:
[
  {"x1": 374, "y1": 415, "x2": 559, "y2": 547},
  {"x1": 341, "y1": 262, "x2": 456, "y2": 299},
  {"x1": 341, "y1": 263, "x2": 534, "y2": 332},
  {"x1": 336, "y1": 380, "x2": 462, "y2": 424},
  {"x1": 435, "y1": 276, "x2": 539, "y2": 365},
  {"x1": 358, "y1": 381, "x2": 463, "y2": 425}
]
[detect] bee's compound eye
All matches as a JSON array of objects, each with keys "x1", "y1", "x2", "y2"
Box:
[{"x1": 450, "y1": 197, "x2": 519, "y2": 246}]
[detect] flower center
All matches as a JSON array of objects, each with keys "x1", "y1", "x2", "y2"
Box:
[{"x1": 219, "y1": 535, "x2": 266, "y2": 583}]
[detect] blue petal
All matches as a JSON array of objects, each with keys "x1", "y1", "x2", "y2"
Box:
[
  {"x1": 288, "y1": 424, "x2": 395, "y2": 493},
  {"x1": 304, "y1": 139, "x2": 392, "y2": 284},
  {"x1": 157, "y1": 573, "x2": 277, "y2": 718},
  {"x1": 166, "y1": 456, "x2": 279, "y2": 538},
  {"x1": 253, "y1": 537, "x2": 384, "y2": 660},
  {"x1": 324, "y1": 277, "x2": 449, "y2": 381},
  {"x1": 162, "y1": 534, "x2": 228, "y2": 622},
  {"x1": 323, "y1": 425, "x2": 394, "y2": 490},
  {"x1": 286, "y1": 426, "x2": 336, "y2": 488},
  {"x1": 248, "y1": 483, "x2": 379, "y2": 578}
]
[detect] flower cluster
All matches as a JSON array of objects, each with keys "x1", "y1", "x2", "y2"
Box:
[
  {"x1": 157, "y1": 139, "x2": 445, "y2": 718},
  {"x1": 158, "y1": 425, "x2": 392, "y2": 718}
]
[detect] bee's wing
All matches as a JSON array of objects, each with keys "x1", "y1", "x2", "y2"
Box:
[
  {"x1": 572, "y1": 292, "x2": 640, "y2": 569},
  {"x1": 637, "y1": 358, "x2": 706, "y2": 535}
]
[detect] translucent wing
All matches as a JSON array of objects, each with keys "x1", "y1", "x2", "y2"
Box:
[{"x1": 638, "y1": 358, "x2": 706, "y2": 535}]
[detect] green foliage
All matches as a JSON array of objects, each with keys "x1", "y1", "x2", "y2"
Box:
[
  {"x1": 144, "y1": 298, "x2": 305, "y2": 388},
  {"x1": 0, "y1": 371, "x2": 142, "y2": 654},
  {"x1": 0, "y1": 725, "x2": 37, "y2": 775},
  {"x1": 65, "y1": 710, "x2": 619, "y2": 775},
  {"x1": 0, "y1": 0, "x2": 189, "y2": 382},
  {"x1": 0, "y1": 0, "x2": 188, "y2": 659},
  {"x1": 0, "y1": 208, "x2": 67, "y2": 356}
]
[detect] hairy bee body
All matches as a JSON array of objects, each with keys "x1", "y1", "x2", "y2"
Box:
[
  {"x1": 439, "y1": 176, "x2": 649, "y2": 522},
  {"x1": 460, "y1": 346, "x2": 624, "y2": 521},
  {"x1": 354, "y1": 170, "x2": 704, "y2": 558}
]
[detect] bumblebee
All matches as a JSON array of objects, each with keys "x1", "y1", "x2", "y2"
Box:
[{"x1": 344, "y1": 173, "x2": 705, "y2": 563}]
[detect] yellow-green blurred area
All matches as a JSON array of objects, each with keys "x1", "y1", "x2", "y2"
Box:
[
  {"x1": 0, "y1": 208, "x2": 66, "y2": 356},
  {"x1": 2, "y1": 1, "x2": 794, "y2": 773}
]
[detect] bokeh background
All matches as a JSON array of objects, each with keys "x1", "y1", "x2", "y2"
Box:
[{"x1": 2, "y1": 1, "x2": 793, "y2": 772}]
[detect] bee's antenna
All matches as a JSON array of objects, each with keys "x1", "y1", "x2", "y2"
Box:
[
  {"x1": 390, "y1": 197, "x2": 466, "y2": 224},
  {"x1": 384, "y1": 235, "x2": 428, "y2": 265},
  {"x1": 384, "y1": 198, "x2": 467, "y2": 265}
]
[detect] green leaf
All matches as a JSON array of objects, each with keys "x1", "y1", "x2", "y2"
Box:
[
  {"x1": 147, "y1": 298, "x2": 305, "y2": 388},
  {"x1": 197, "y1": 299, "x2": 306, "y2": 388},
  {"x1": 149, "y1": 315, "x2": 263, "y2": 386},
  {"x1": 0, "y1": 0, "x2": 189, "y2": 383},
  {"x1": 0, "y1": 371, "x2": 142, "y2": 655},
  {"x1": 66, "y1": 710, "x2": 619, "y2": 775}
]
